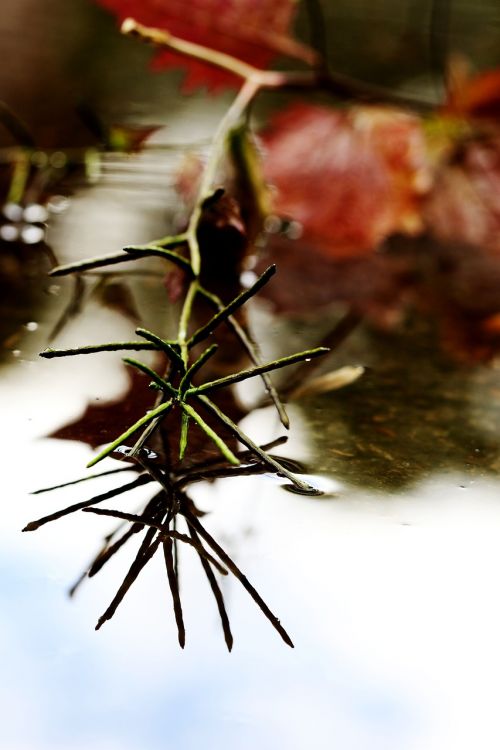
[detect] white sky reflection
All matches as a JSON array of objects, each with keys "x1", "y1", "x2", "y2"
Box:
[{"x1": 1, "y1": 330, "x2": 500, "y2": 750}]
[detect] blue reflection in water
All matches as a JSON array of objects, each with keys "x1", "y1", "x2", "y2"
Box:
[{"x1": 0, "y1": 547, "x2": 415, "y2": 750}]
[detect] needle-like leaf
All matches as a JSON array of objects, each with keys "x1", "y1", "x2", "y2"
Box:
[
  {"x1": 87, "y1": 400, "x2": 174, "y2": 468},
  {"x1": 187, "y1": 346, "x2": 329, "y2": 396},
  {"x1": 188, "y1": 265, "x2": 276, "y2": 347},
  {"x1": 179, "y1": 402, "x2": 240, "y2": 466}
]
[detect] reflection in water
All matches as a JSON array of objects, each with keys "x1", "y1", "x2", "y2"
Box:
[
  {"x1": 0, "y1": 160, "x2": 499, "y2": 746},
  {"x1": 300, "y1": 322, "x2": 500, "y2": 491}
]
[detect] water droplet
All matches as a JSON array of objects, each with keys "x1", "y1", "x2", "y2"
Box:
[
  {"x1": 47, "y1": 195, "x2": 70, "y2": 214},
  {"x1": 112, "y1": 445, "x2": 158, "y2": 461},
  {"x1": 285, "y1": 220, "x2": 303, "y2": 240},
  {"x1": 282, "y1": 482, "x2": 324, "y2": 497},
  {"x1": 264, "y1": 215, "x2": 282, "y2": 234},
  {"x1": 12, "y1": 349, "x2": 21, "y2": 357},
  {"x1": 239, "y1": 270, "x2": 258, "y2": 288},
  {"x1": 21, "y1": 225, "x2": 45, "y2": 244},
  {"x1": 2, "y1": 202, "x2": 23, "y2": 222},
  {"x1": 50, "y1": 151, "x2": 67, "y2": 169},
  {"x1": 0, "y1": 224, "x2": 19, "y2": 242},
  {"x1": 31, "y1": 150, "x2": 49, "y2": 168},
  {"x1": 25, "y1": 321, "x2": 38, "y2": 332},
  {"x1": 23, "y1": 203, "x2": 49, "y2": 223}
]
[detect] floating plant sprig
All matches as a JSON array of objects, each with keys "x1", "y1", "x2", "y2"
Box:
[{"x1": 25, "y1": 16, "x2": 336, "y2": 650}]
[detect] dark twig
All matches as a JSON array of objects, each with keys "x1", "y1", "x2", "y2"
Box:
[
  {"x1": 22, "y1": 474, "x2": 152, "y2": 532},
  {"x1": 40, "y1": 341, "x2": 158, "y2": 358},
  {"x1": 82, "y1": 507, "x2": 228, "y2": 575},
  {"x1": 31, "y1": 466, "x2": 135, "y2": 494},
  {"x1": 189, "y1": 525, "x2": 233, "y2": 651},
  {"x1": 184, "y1": 509, "x2": 294, "y2": 648},
  {"x1": 163, "y1": 536, "x2": 186, "y2": 648},
  {"x1": 95, "y1": 526, "x2": 161, "y2": 630},
  {"x1": 196, "y1": 395, "x2": 318, "y2": 494}
]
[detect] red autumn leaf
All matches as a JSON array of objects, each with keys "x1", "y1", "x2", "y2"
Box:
[
  {"x1": 424, "y1": 135, "x2": 500, "y2": 256},
  {"x1": 442, "y1": 67, "x2": 500, "y2": 121},
  {"x1": 261, "y1": 103, "x2": 431, "y2": 260},
  {"x1": 95, "y1": 0, "x2": 314, "y2": 92}
]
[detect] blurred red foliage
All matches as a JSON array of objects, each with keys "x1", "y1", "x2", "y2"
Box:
[{"x1": 94, "y1": 0, "x2": 313, "y2": 91}]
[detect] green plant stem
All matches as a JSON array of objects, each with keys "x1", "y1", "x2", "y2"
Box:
[
  {"x1": 40, "y1": 341, "x2": 158, "y2": 358},
  {"x1": 123, "y1": 358, "x2": 177, "y2": 398},
  {"x1": 179, "y1": 402, "x2": 240, "y2": 466},
  {"x1": 178, "y1": 280, "x2": 199, "y2": 363},
  {"x1": 7, "y1": 151, "x2": 30, "y2": 204},
  {"x1": 196, "y1": 395, "x2": 317, "y2": 494},
  {"x1": 50, "y1": 252, "x2": 144, "y2": 277},
  {"x1": 198, "y1": 286, "x2": 289, "y2": 428},
  {"x1": 188, "y1": 346, "x2": 329, "y2": 396},
  {"x1": 87, "y1": 400, "x2": 174, "y2": 468},
  {"x1": 135, "y1": 328, "x2": 184, "y2": 370},
  {"x1": 188, "y1": 265, "x2": 276, "y2": 348}
]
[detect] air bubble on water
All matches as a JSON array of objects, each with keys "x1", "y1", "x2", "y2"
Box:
[
  {"x1": 50, "y1": 151, "x2": 67, "y2": 169},
  {"x1": 0, "y1": 224, "x2": 19, "y2": 242},
  {"x1": 23, "y1": 203, "x2": 49, "y2": 223},
  {"x1": 31, "y1": 151, "x2": 49, "y2": 168},
  {"x1": 264, "y1": 215, "x2": 282, "y2": 234},
  {"x1": 282, "y1": 482, "x2": 324, "y2": 497},
  {"x1": 285, "y1": 220, "x2": 303, "y2": 240},
  {"x1": 12, "y1": 349, "x2": 21, "y2": 358},
  {"x1": 25, "y1": 321, "x2": 38, "y2": 332},
  {"x1": 47, "y1": 284, "x2": 61, "y2": 296},
  {"x1": 21, "y1": 225, "x2": 45, "y2": 244},
  {"x1": 2, "y1": 203, "x2": 23, "y2": 222},
  {"x1": 240, "y1": 270, "x2": 258, "y2": 288},
  {"x1": 47, "y1": 195, "x2": 70, "y2": 214}
]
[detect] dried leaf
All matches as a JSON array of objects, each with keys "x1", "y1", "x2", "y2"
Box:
[{"x1": 289, "y1": 365, "x2": 365, "y2": 400}]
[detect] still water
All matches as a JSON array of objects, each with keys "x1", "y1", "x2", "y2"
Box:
[{"x1": 1, "y1": 205, "x2": 500, "y2": 750}]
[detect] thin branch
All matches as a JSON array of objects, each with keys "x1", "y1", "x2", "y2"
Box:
[
  {"x1": 163, "y1": 537, "x2": 186, "y2": 648},
  {"x1": 121, "y1": 18, "x2": 261, "y2": 81},
  {"x1": 123, "y1": 357, "x2": 177, "y2": 398},
  {"x1": 31, "y1": 466, "x2": 134, "y2": 494},
  {"x1": 179, "y1": 402, "x2": 240, "y2": 466},
  {"x1": 49, "y1": 252, "x2": 143, "y2": 277},
  {"x1": 179, "y1": 344, "x2": 218, "y2": 394},
  {"x1": 83, "y1": 507, "x2": 228, "y2": 575},
  {"x1": 122, "y1": 243, "x2": 192, "y2": 273},
  {"x1": 95, "y1": 526, "x2": 161, "y2": 630},
  {"x1": 184, "y1": 510, "x2": 294, "y2": 648},
  {"x1": 40, "y1": 341, "x2": 157, "y2": 358},
  {"x1": 196, "y1": 395, "x2": 318, "y2": 494},
  {"x1": 86, "y1": 400, "x2": 174, "y2": 468},
  {"x1": 189, "y1": 525, "x2": 233, "y2": 651},
  {"x1": 198, "y1": 286, "x2": 289, "y2": 428},
  {"x1": 22, "y1": 474, "x2": 151, "y2": 532},
  {"x1": 188, "y1": 265, "x2": 276, "y2": 347},
  {"x1": 135, "y1": 328, "x2": 184, "y2": 369},
  {"x1": 187, "y1": 346, "x2": 329, "y2": 396}
]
